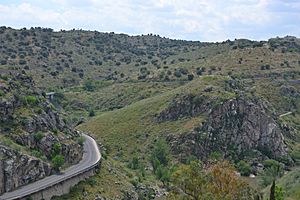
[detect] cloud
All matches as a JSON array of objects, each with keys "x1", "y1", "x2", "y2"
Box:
[{"x1": 0, "y1": 0, "x2": 299, "y2": 41}]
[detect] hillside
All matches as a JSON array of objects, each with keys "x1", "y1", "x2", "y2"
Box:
[
  {"x1": 0, "y1": 27, "x2": 299, "y2": 199},
  {"x1": 71, "y1": 75, "x2": 299, "y2": 199}
]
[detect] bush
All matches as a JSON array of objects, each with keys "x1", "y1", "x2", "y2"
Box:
[
  {"x1": 83, "y1": 80, "x2": 95, "y2": 91},
  {"x1": 174, "y1": 70, "x2": 181, "y2": 78},
  {"x1": 196, "y1": 69, "x2": 202, "y2": 75},
  {"x1": 31, "y1": 150, "x2": 43, "y2": 158},
  {"x1": 187, "y1": 74, "x2": 194, "y2": 81},
  {"x1": 275, "y1": 185, "x2": 284, "y2": 200},
  {"x1": 34, "y1": 132, "x2": 44, "y2": 141},
  {"x1": 25, "y1": 95, "x2": 38, "y2": 105},
  {"x1": 150, "y1": 139, "x2": 169, "y2": 168},
  {"x1": 179, "y1": 68, "x2": 188, "y2": 74},
  {"x1": 260, "y1": 159, "x2": 284, "y2": 186},
  {"x1": 0, "y1": 60, "x2": 7, "y2": 65},
  {"x1": 155, "y1": 164, "x2": 171, "y2": 183},
  {"x1": 53, "y1": 143, "x2": 62, "y2": 155},
  {"x1": 208, "y1": 151, "x2": 223, "y2": 160},
  {"x1": 263, "y1": 159, "x2": 283, "y2": 171},
  {"x1": 236, "y1": 160, "x2": 251, "y2": 176},
  {"x1": 19, "y1": 59, "x2": 27, "y2": 65},
  {"x1": 77, "y1": 136, "x2": 86, "y2": 146},
  {"x1": 87, "y1": 177, "x2": 97, "y2": 186},
  {"x1": 291, "y1": 149, "x2": 300, "y2": 163},
  {"x1": 150, "y1": 139, "x2": 172, "y2": 184},
  {"x1": 89, "y1": 109, "x2": 95, "y2": 117},
  {"x1": 52, "y1": 155, "x2": 65, "y2": 171},
  {"x1": 172, "y1": 160, "x2": 256, "y2": 199},
  {"x1": 128, "y1": 156, "x2": 140, "y2": 170}
]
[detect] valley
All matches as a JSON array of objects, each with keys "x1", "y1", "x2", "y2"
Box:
[{"x1": 0, "y1": 27, "x2": 299, "y2": 200}]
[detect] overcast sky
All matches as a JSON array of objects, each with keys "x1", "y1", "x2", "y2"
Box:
[{"x1": 0, "y1": 0, "x2": 299, "y2": 41}]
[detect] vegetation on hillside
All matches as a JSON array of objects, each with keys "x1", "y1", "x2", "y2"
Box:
[{"x1": 1, "y1": 27, "x2": 299, "y2": 199}]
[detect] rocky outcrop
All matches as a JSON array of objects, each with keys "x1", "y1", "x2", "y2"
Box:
[
  {"x1": 0, "y1": 95, "x2": 17, "y2": 122},
  {"x1": 157, "y1": 94, "x2": 211, "y2": 121},
  {"x1": 12, "y1": 132, "x2": 83, "y2": 165},
  {"x1": 0, "y1": 74, "x2": 34, "y2": 122},
  {"x1": 0, "y1": 73, "x2": 84, "y2": 194},
  {"x1": 23, "y1": 107, "x2": 68, "y2": 134},
  {"x1": 166, "y1": 98, "x2": 290, "y2": 163},
  {"x1": 0, "y1": 145, "x2": 51, "y2": 193}
]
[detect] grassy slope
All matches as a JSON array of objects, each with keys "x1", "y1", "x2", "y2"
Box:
[
  {"x1": 57, "y1": 75, "x2": 300, "y2": 199},
  {"x1": 79, "y1": 75, "x2": 234, "y2": 156},
  {"x1": 261, "y1": 167, "x2": 300, "y2": 200},
  {"x1": 54, "y1": 76, "x2": 237, "y2": 199},
  {"x1": 61, "y1": 81, "x2": 185, "y2": 118},
  {"x1": 277, "y1": 168, "x2": 300, "y2": 200}
]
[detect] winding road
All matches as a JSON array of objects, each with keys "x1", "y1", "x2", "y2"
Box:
[{"x1": 0, "y1": 133, "x2": 101, "y2": 200}]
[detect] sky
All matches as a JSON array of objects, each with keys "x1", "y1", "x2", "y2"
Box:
[{"x1": 0, "y1": 0, "x2": 299, "y2": 42}]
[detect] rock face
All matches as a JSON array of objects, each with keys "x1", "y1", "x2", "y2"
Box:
[
  {"x1": 0, "y1": 73, "x2": 84, "y2": 194},
  {"x1": 12, "y1": 132, "x2": 83, "y2": 165},
  {"x1": 0, "y1": 97, "x2": 15, "y2": 121},
  {"x1": 23, "y1": 106, "x2": 68, "y2": 134},
  {"x1": 157, "y1": 94, "x2": 210, "y2": 121},
  {"x1": 165, "y1": 97, "x2": 290, "y2": 162},
  {"x1": 0, "y1": 74, "x2": 34, "y2": 122},
  {"x1": 0, "y1": 145, "x2": 51, "y2": 193}
]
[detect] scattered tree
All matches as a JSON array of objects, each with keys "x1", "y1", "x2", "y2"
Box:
[
  {"x1": 171, "y1": 160, "x2": 257, "y2": 200},
  {"x1": 52, "y1": 155, "x2": 65, "y2": 171}
]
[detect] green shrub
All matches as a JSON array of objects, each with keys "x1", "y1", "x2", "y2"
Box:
[
  {"x1": 130, "y1": 177, "x2": 139, "y2": 188},
  {"x1": 236, "y1": 160, "x2": 251, "y2": 176},
  {"x1": 0, "y1": 74, "x2": 9, "y2": 80},
  {"x1": 291, "y1": 149, "x2": 300, "y2": 163},
  {"x1": 185, "y1": 155, "x2": 198, "y2": 164},
  {"x1": 31, "y1": 150, "x2": 43, "y2": 158},
  {"x1": 209, "y1": 151, "x2": 223, "y2": 160},
  {"x1": 25, "y1": 95, "x2": 38, "y2": 105},
  {"x1": 19, "y1": 59, "x2": 27, "y2": 65},
  {"x1": 52, "y1": 155, "x2": 65, "y2": 171},
  {"x1": 187, "y1": 74, "x2": 194, "y2": 81},
  {"x1": 260, "y1": 159, "x2": 284, "y2": 186},
  {"x1": 89, "y1": 109, "x2": 95, "y2": 117},
  {"x1": 173, "y1": 70, "x2": 181, "y2": 78},
  {"x1": 150, "y1": 139, "x2": 173, "y2": 184},
  {"x1": 52, "y1": 129, "x2": 58, "y2": 135},
  {"x1": 86, "y1": 177, "x2": 97, "y2": 186},
  {"x1": 275, "y1": 185, "x2": 284, "y2": 200},
  {"x1": 83, "y1": 79, "x2": 95, "y2": 91},
  {"x1": 34, "y1": 132, "x2": 44, "y2": 141},
  {"x1": 53, "y1": 143, "x2": 62, "y2": 155},
  {"x1": 155, "y1": 164, "x2": 171, "y2": 183},
  {"x1": 263, "y1": 159, "x2": 283, "y2": 171},
  {"x1": 0, "y1": 60, "x2": 7, "y2": 65},
  {"x1": 128, "y1": 156, "x2": 140, "y2": 170},
  {"x1": 150, "y1": 139, "x2": 169, "y2": 168},
  {"x1": 77, "y1": 136, "x2": 86, "y2": 146}
]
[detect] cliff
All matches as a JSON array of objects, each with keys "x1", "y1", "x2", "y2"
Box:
[
  {"x1": 160, "y1": 95, "x2": 291, "y2": 163},
  {"x1": 0, "y1": 73, "x2": 83, "y2": 194}
]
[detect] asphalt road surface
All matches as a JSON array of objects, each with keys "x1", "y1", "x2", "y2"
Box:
[{"x1": 0, "y1": 133, "x2": 101, "y2": 200}]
